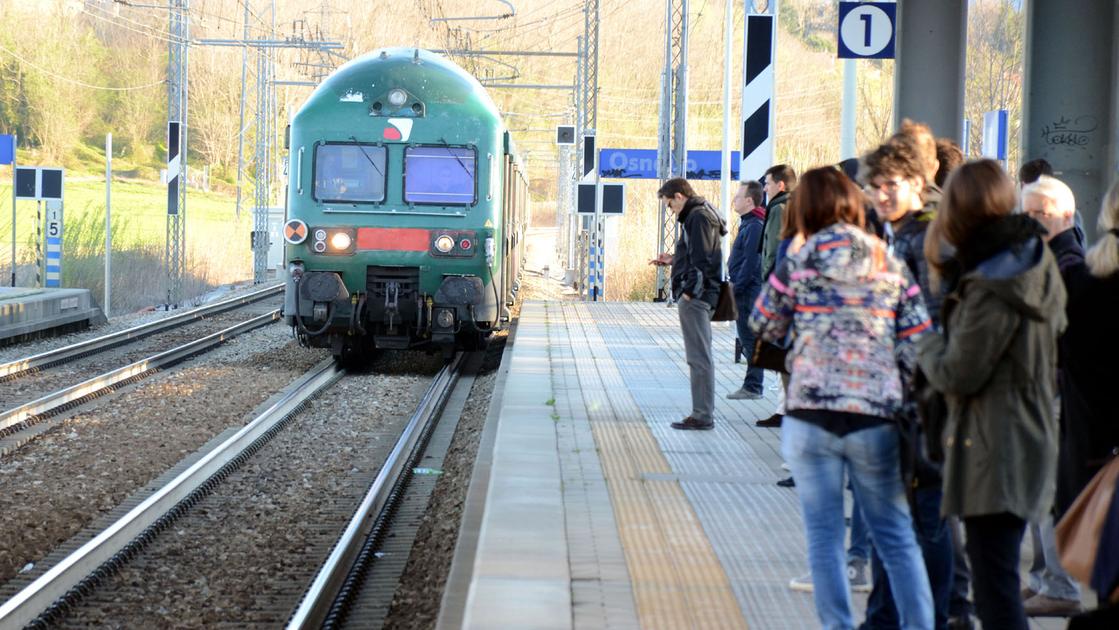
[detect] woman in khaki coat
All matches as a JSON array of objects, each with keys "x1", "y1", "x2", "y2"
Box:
[{"x1": 916, "y1": 160, "x2": 1067, "y2": 630}]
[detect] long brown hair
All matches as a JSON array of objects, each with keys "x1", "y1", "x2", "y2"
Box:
[
  {"x1": 925, "y1": 159, "x2": 1017, "y2": 276},
  {"x1": 792, "y1": 166, "x2": 866, "y2": 236},
  {"x1": 780, "y1": 190, "x2": 800, "y2": 239}
]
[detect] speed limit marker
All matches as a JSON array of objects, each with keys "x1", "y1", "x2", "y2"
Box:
[{"x1": 838, "y1": 2, "x2": 896, "y2": 59}]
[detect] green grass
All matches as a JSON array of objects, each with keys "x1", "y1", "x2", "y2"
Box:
[{"x1": 0, "y1": 165, "x2": 257, "y2": 314}]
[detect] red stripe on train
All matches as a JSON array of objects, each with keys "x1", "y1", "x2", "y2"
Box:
[{"x1": 356, "y1": 228, "x2": 429, "y2": 251}]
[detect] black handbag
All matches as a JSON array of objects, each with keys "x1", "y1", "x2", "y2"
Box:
[
  {"x1": 750, "y1": 336, "x2": 789, "y2": 373},
  {"x1": 913, "y1": 367, "x2": 948, "y2": 463},
  {"x1": 712, "y1": 280, "x2": 738, "y2": 321}
]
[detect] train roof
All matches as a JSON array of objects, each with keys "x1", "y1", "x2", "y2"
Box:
[{"x1": 297, "y1": 48, "x2": 503, "y2": 125}]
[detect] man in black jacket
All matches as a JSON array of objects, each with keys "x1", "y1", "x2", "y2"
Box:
[{"x1": 650, "y1": 177, "x2": 727, "y2": 430}]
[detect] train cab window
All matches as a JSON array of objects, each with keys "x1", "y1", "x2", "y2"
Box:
[
  {"x1": 403, "y1": 146, "x2": 476, "y2": 205},
  {"x1": 313, "y1": 143, "x2": 387, "y2": 203}
]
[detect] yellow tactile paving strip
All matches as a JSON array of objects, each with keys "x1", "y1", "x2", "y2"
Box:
[{"x1": 565, "y1": 302, "x2": 748, "y2": 629}]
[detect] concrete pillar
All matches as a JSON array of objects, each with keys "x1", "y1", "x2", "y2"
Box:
[
  {"x1": 893, "y1": 0, "x2": 968, "y2": 141},
  {"x1": 1022, "y1": 0, "x2": 1118, "y2": 242}
]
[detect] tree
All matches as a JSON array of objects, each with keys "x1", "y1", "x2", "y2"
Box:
[{"x1": 965, "y1": 0, "x2": 1024, "y2": 167}]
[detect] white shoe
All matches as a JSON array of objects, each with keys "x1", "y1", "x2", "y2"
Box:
[
  {"x1": 789, "y1": 573, "x2": 814, "y2": 593},
  {"x1": 781, "y1": 462, "x2": 791, "y2": 472}
]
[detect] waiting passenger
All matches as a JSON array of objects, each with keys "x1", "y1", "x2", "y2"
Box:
[
  {"x1": 1018, "y1": 175, "x2": 1086, "y2": 618},
  {"x1": 649, "y1": 177, "x2": 727, "y2": 431},
  {"x1": 917, "y1": 160, "x2": 1067, "y2": 630},
  {"x1": 750, "y1": 166, "x2": 934, "y2": 630},
  {"x1": 862, "y1": 138, "x2": 955, "y2": 629}
]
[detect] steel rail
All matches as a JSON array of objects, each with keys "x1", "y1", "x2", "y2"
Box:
[
  {"x1": 0, "y1": 310, "x2": 281, "y2": 435},
  {"x1": 287, "y1": 353, "x2": 466, "y2": 629},
  {"x1": 0, "y1": 283, "x2": 283, "y2": 381},
  {"x1": 0, "y1": 358, "x2": 344, "y2": 629}
]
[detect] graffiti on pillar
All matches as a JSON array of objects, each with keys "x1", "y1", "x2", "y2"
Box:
[{"x1": 1041, "y1": 115, "x2": 1097, "y2": 150}]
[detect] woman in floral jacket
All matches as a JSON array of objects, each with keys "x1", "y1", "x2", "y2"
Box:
[{"x1": 750, "y1": 166, "x2": 934, "y2": 630}]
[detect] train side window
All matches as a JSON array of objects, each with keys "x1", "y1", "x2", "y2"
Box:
[
  {"x1": 403, "y1": 146, "x2": 476, "y2": 206},
  {"x1": 313, "y1": 143, "x2": 387, "y2": 203}
]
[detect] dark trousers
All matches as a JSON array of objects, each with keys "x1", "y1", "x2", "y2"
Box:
[
  {"x1": 733, "y1": 285, "x2": 764, "y2": 394},
  {"x1": 963, "y1": 512, "x2": 1028, "y2": 630},
  {"x1": 863, "y1": 487, "x2": 954, "y2": 630},
  {"x1": 947, "y1": 516, "x2": 973, "y2": 619}
]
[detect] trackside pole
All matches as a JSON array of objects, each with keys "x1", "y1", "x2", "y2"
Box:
[
  {"x1": 105, "y1": 133, "x2": 112, "y2": 316},
  {"x1": 10, "y1": 134, "x2": 16, "y2": 287}
]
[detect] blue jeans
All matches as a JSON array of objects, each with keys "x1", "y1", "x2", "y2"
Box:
[
  {"x1": 782, "y1": 416, "x2": 933, "y2": 630},
  {"x1": 734, "y1": 285, "x2": 764, "y2": 394},
  {"x1": 849, "y1": 484, "x2": 870, "y2": 563},
  {"x1": 1027, "y1": 515, "x2": 1081, "y2": 601},
  {"x1": 864, "y1": 487, "x2": 954, "y2": 630}
]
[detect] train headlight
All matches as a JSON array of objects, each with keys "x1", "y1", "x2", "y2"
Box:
[
  {"x1": 329, "y1": 231, "x2": 352, "y2": 251},
  {"x1": 388, "y1": 88, "x2": 408, "y2": 108},
  {"x1": 434, "y1": 234, "x2": 455, "y2": 253}
]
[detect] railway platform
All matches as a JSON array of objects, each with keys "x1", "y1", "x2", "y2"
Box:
[
  {"x1": 441, "y1": 299, "x2": 1072, "y2": 630},
  {"x1": 0, "y1": 287, "x2": 104, "y2": 345}
]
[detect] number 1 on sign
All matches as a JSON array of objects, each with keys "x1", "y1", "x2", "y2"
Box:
[{"x1": 860, "y1": 13, "x2": 872, "y2": 47}]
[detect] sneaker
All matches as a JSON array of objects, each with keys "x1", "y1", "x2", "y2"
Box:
[
  {"x1": 789, "y1": 572, "x2": 814, "y2": 593},
  {"x1": 756, "y1": 413, "x2": 783, "y2": 428},
  {"x1": 726, "y1": 388, "x2": 763, "y2": 400},
  {"x1": 670, "y1": 417, "x2": 714, "y2": 431},
  {"x1": 1023, "y1": 593, "x2": 1084, "y2": 617},
  {"x1": 847, "y1": 558, "x2": 871, "y2": 593},
  {"x1": 776, "y1": 476, "x2": 795, "y2": 488},
  {"x1": 781, "y1": 462, "x2": 791, "y2": 472}
]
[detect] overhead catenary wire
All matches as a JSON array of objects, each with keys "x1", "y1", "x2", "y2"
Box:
[
  {"x1": 82, "y1": 4, "x2": 180, "y2": 44},
  {"x1": 0, "y1": 42, "x2": 166, "y2": 92}
]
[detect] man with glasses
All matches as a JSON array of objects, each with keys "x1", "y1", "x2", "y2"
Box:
[{"x1": 861, "y1": 136, "x2": 956, "y2": 629}]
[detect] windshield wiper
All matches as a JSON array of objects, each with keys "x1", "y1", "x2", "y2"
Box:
[
  {"x1": 349, "y1": 136, "x2": 384, "y2": 178},
  {"x1": 438, "y1": 136, "x2": 474, "y2": 179}
]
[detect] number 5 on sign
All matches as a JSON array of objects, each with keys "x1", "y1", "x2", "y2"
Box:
[
  {"x1": 44, "y1": 201, "x2": 63, "y2": 288},
  {"x1": 837, "y1": 1, "x2": 896, "y2": 60}
]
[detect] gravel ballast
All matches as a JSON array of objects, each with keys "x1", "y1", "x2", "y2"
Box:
[
  {"x1": 58, "y1": 351, "x2": 446, "y2": 628},
  {"x1": 0, "y1": 322, "x2": 326, "y2": 587}
]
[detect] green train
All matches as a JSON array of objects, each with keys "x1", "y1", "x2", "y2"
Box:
[{"x1": 282, "y1": 48, "x2": 528, "y2": 363}]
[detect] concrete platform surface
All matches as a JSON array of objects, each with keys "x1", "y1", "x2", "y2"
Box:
[
  {"x1": 454, "y1": 300, "x2": 1068, "y2": 629},
  {"x1": 0, "y1": 286, "x2": 104, "y2": 343}
]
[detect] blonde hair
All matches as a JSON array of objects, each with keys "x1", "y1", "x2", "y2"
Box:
[
  {"x1": 1087, "y1": 180, "x2": 1119, "y2": 278},
  {"x1": 1022, "y1": 175, "x2": 1076, "y2": 217}
]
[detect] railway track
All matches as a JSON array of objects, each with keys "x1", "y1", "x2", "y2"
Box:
[
  {"x1": 0, "y1": 289, "x2": 284, "y2": 452},
  {"x1": 0, "y1": 351, "x2": 469, "y2": 628},
  {"x1": 0, "y1": 284, "x2": 282, "y2": 383}
]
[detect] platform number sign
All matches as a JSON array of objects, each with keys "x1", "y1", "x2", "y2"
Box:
[
  {"x1": 44, "y1": 201, "x2": 63, "y2": 288},
  {"x1": 837, "y1": 2, "x2": 896, "y2": 60}
]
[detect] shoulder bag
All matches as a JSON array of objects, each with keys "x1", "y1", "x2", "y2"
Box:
[
  {"x1": 712, "y1": 280, "x2": 738, "y2": 321},
  {"x1": 1056, "y1": 455, "x2": 1119, "y2": 588}
]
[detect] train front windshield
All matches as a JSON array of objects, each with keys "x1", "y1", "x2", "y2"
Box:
[
  {"x1": 314, "y1": 144, "x2": 387, "y2": 203},
  {"x1": 404, "y1": 146, "x2": 476, "y2": 205}
]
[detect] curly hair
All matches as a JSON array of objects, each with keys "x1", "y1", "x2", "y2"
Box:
[
  {"x1": 862, "y1": 138, "x2": 926, "y2": 183},
  {"x1": 893, "y1": 118, "x2": 938, "y2": 181}
]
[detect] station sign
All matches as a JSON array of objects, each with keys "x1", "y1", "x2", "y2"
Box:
[
  {"x1": 598, "y1": 149, "x2": 741, "y2": 181},
  {"x1": 982, "y1": 110, "x2": 1009, "y2": 161},
  {"x1": 838, "y1": 1, "x2": 897, "y2": 59}
]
